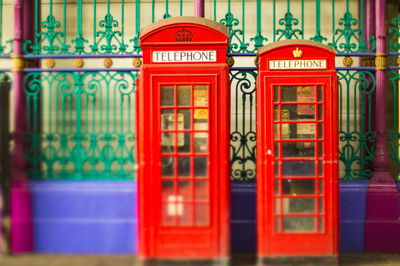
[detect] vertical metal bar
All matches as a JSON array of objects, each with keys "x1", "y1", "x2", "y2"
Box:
[
  {"x1": 273, "y1": 0, "x2": 276, "y2": 42},
  {"x1": 0, "y1": 76, "x2": 10, "y2": 253},
  {"x1": 213, "y1": 0, "x2": 216, "y2": 21},
  {"x1": 121, "y1": 0, "x2": 125, "y2": 39},
  {"x1": 63, "y1": 0, "x2": 66, "y2": 50},
  {"x1": 136, "y1": 0, "x2": 140, "y2": 35},
  {"x1": 315, "y1": 0, "x2": 321, "y2": 39},
  {"x1": 242, "y1": 0, "x2": 245, "y2": 47},
  {"x1": 301, "y1": 0, "x2": 304, "y2": 39},
  {"x1": 0, "y1": 0, "x2": 2, "y2": 46},
  {"x1": 180, "y1": 0, "x2": 183, "y2": 16},
  {"x1": 152, "y1": 0, "x2": 155, "y2": 23},
  {"x1": 93, "y1": 0, "x2": 96, "y2": 49},
  {"x1": 256, "y1": 0, "x2": 261, "y2": 42},
  {"x1": 77, "y1": 0, "x2": 82, "y2": 38},
  {"x1": 331, "y1": 0, "x2": 335, "y2": 46}
]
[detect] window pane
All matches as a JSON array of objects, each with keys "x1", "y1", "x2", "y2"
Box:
[
  {"x1": 178, "y1": 109, "x2": 191, "y2": 130},
  {"x1": 282, "y1": 161, "x2": 315, "y2": 176},
  {"x1": 177, "y1": 133, "x2": 191, "y2": 153},
  {"x1": 161, "y1": 109, "x2": 175, "y2": 130},
  {"x1": 282, "y1": 179, "x2": 315, "y2": 195},
  {"x1": 281, "y1": 104, "x2": 315, "y2": 121},
  {"x1": 283, "y1": 217, "x2": 315, "y2": 232},
  {"x1": 178, "y1": 157, "x2": 190, "y2": 177},
  {"x1": 177, "y1": 85, "x2": 191, "y2": 106},
  {"x1": 194, "y1": 85, "x2": 208, "y2": 107},
  {"x1": 195, "y1": 180, "x2": 208, "y2": 201},
  {"x1": 194, "y1": 156, "x2": 208, "y2": 177},
  {"x1": 282, "y1": 86, "x2": 315, "y2": 102},
  {"x1": 178, "y1": 180, "x2": 192, "y2": 201},
  {"x1": 161, "y1": 85, "x2": 174, "y2": 106},
  {"x1": 178, "y1": 204, "x2": 192, "y2": 226},
  {"x1": 274, "y1": 86, "x2": 279, "y2": 102},
  {"x1": 161, "y1": 157, "x2": 175, "y2": 176},
  {"x1": 162, "y1": 180, "x2": 175, "y2": 201},
  {"x1": 281, "y1": 123, "x2": 316, "y2": 139},
  {"x1": 282, "y1": 198, "x2": 315, "y2": 214},
  {"x1": 194, "y1": 133, "x2": 208, "y2": 153},
  {"x1": 282, "y1": 142, "x2": 315, "y2": 157},
  {"x1": 195, "y1": 203, "x2": 209, "y2": 226},
  {"x1": 161, "y1": 132, "x2": 175, "y2": 153}
]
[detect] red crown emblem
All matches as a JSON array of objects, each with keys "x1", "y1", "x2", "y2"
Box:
[{"x1": 174, "y1": 28, "x2": 193, "y2": 42}]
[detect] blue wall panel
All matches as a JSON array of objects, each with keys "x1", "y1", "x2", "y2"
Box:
[
  {"x1": 339, "y1": 180, "x2": 368, "y2": 252},
  {"x1": 30, "y1": 181, "x2": 137, "y2": 254}
]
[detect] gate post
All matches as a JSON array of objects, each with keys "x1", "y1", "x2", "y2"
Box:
[
  {"x1": 0, "y1": 75, "x2": 11, "y2": 253},
  {"x1": 365, "y1": 0, "x2": 400, "y2": 252}
]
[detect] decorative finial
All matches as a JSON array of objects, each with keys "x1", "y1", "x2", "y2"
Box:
[
  {"x1": 343, "y1": 56, "x2": 353, "y2": 67},
  {"x1": 103, "y1": 58, "x2": 113, "y2": 68},
  {"x1": 45, "y1": 58, "x2": 56, "y2": 68},
  {"x1": 293, "y1": 47, "x2": 302, "y2": 58},
  {"x1": 74, "y1": 58, "x2": 84, "y2": 68}
]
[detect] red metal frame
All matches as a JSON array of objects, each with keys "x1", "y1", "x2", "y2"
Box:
[
  {"x1": 137, "y1": 17, "x2": 230, "y2": 259},
  {"x1": 256, "y1": 40, "x2": 338, "y2": 257}
]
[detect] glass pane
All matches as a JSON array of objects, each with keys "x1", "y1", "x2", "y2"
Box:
[
  {"x1": 177, "y1": 85, "x2": 191, "y2": 106},
  {"x1": 177, "y1": 133, "x2": 191, "y2": 153},
  {"x1": 178, "y1": 109, "x2": 191, "y2": 130},
  {"x1": 275, "y1": 217, "x2": 281, "y2": 232},
  {"x1": 161, "y1": 132, "x2": 175, "y2": 153},
  {"x1": 319, "y1": 161, "x2": 324, "y2": 176},
  {"x1": 282, "y1": 142, "x2": 315, "y2": 157},
  {"x1": 281, "y1": 104, "x2": 315, "y2": 121},
  {"x1": 194, "y1": 85, "x2": 208, "y2": 107},
  {"x1": 319, "y1": 179, "x2": 324, "y2": 195},
  {"x1": 318, "y1": 105, "x2": 323, "y2": 120},
  {"x1": 319, "y1": 198, "x2": 324, "y2": 213},
  {"x1": 162, "y1": 180, "x2": 175, "y2": 200},
  {"x1": 317, "y1": 86, "x2": 323, "y2": 102},
  {"x1": 282, "y1": 198, "x2": 315, "y2": 214},
  {"x1": 161, "y1": 109, "x2": 175, "y2": 130},
  {"x1": 274, "y1": 143, "x2": 280, "y2": 158},
  {"x1": 274, "y1": 124, "x2": 280, "y2": 139},
  {"x1": 318, "y1": 142, "x2": 323, "y2": 158},
  {"x1": 194, "y1": 109, "x2": 209, "y2": 129},
  {"x1": 195, "y1": 180, "x2": 208, "y2": 201},
  {"x1": 195, "y1": 203, "x2": 209, "y2": 226},
  {"x1": 178, "y1": 204, "x2": 192, "y2": 226},
  {"x1": 282, "y1": 86, "x2": 315, "y2": 103},
  {"x1": 161, "y1": 85, "x2": 174, "y2": 106},
  {"x1": 178, "y1": 180, "x2": 192, "y2": 201},
  {"x1": 283, "y1": 217, "x2": 315, "y2": 232},
  {"x1": 275, "y1": 180, "x2": 280, "y2": 195},
  {"x1": 275, "y1": 161, "x2": 280, "y2": 176},
  {"x1": 275, "y1": 199, "x2": 281, "y2": 214},
  {"x1": 194, "y1": 157, "x2": 208, "y2": 177},
  {"x1": 161, "y1": 157, "x2": 175, "y2": 176},
  {"x1": 282, "y1": 179, "x2": 315, "y2": 195},
  {"x1": 274, "y1": 86, "x2": 279, "y2": 102},
  {"x1": 318, "y1": 123, "x2": 323, "y2": 139},
  {"x1": 274, "y1": 105, "x2": 279, "y2": 121},
  {"x1": 162, "y1": 203, "x2": 175, "y2": 226},
  {"x1": 178, "y1": 156, "x2": 190, "y2": 177},
  {"x1": 282, "y1": 161, "x2": 315, "y2": 176},
  {"x1": 319, "y1": 216, "x2": 324, "y2": 232},
  {"x1": 194, "y1": 133, "x2": 208, "y2": 153}
]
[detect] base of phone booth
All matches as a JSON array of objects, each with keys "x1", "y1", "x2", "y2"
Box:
[
  {"x1": 258, "y1": 255, "x2": 338, "y2": 266},
  {"x1": 137, "y1": 257, "x2": 230, "y2": 266}
]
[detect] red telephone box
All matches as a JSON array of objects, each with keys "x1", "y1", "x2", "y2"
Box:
[
  {"x1": 137, "y1": 17, "x2": 230, "y2": 260},
  {"x1": 256, "y1": 40, "x2": 338, "y2": 261}
]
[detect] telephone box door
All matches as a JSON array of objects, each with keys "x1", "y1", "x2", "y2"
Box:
[
  {"x1": 259, "y1": 76, "x2": 336, "y2": 255},
  {"x1": 152, "y1": 75, "x2": 220, "y2": 257}
]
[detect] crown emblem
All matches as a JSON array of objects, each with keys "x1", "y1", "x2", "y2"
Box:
[
  {"x1": 293, "y1": 47, "x2": 302, "y2": 58},
  {"x1": 174, "y1": 27, "x2": 193, "y2": 42}
]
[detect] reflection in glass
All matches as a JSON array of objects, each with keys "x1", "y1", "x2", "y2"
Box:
[
  {"x1": 177, "y1": 85, "x2": 191, "y2": 106},
  {"x1": 178, "y1": 180, "x2": 192, "y2": 201},
  {"x1": 161, "y1": 85, "x2": 174, "y2": 106},
  {"x1": 283, "y1": 217, "x2": 315, "y2": 232},
  {"x1": 282, "y1": 161, "x2": 315, "y2": 176},
  {"x1": 194, "y1": 156, "x2": 208, "y2": 177},
  {"x1": 282, "y1": 179, "x2": 315, "y2": 194},
  {"x1": 194, "y1": 133, "x2": 208, "y2": 153},
  {"x1": 282, "y1": 142, "x2": 315, "y2": 157},
  {"x1": 195, "y1": 180, "x2": 208, "y2": 201},
  {"x1": 195, "y1": 204, "x2": 209, "y2": 226},
  {"x1": 162, "y1": 180, "x2": 174, "y2": 200},
  {"x1": 282, "y1": 198, "x2": 315, "y2": 214},
  {"x1": 161, "y1": 157, "x2": 174, "y2": 176},
  {"x1": 178, "y1": 156, "x2": 190, "y2": 177},
  {"x1": 162, "y1": 203, "x2": 175, "y2": 226},
  {"x1": 178, "y1": 204, "x2": 192, "y2": 226},
  {"x1": 194, "y1": 85, "x2": 208, "y2": 107}
]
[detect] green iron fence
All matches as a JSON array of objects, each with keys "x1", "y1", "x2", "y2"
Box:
[{"x1": 1, "y1": 0, "x2": 391, "y2": 181}]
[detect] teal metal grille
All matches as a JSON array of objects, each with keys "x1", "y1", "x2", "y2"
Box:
[{"x1": 8, "y1": 0, "x2": 386, "y2": 181}]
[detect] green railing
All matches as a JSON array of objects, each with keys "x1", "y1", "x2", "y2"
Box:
[{"x1": 1, "y1": 0, "x2": 386, "y2": 181}]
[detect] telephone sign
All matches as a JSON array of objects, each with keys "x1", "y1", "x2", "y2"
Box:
[
  {"x1": 256, "y1": 40, "x2": 339, "y2": 262},
  {"x1": 137, "y1": 17, "x2": 230, "y2": 260}
]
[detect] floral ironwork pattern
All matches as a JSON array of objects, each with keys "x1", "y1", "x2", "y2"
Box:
[
  {"x1": 330, "y1": 12, "x2": 375, "y2": 53},
  {"x1": 220, "y1": 12, "x2": 250, "y2": 53},
  {"x1": 275, "y1": 12, "x2": 303, "y2": 41},
  {"x1": 389, "y1": 13, "x2": 400, "y2": 52},
  {"x1": 338, "y1": 70, "x2": 376, "y2": 180},
  {"x1": 23, "y1": 71, "x2": 137, "y2": 180},
  {"x1": 230, "y1": 70, "x2": 257, "y2": 181}
]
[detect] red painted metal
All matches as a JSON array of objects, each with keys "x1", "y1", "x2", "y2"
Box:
[
  {"x1": 256, "y1": 40, "x2": 338, "y2": 257},
  {"x1": 137, "y1": 17, "x2": 230, "y2": 259}
]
